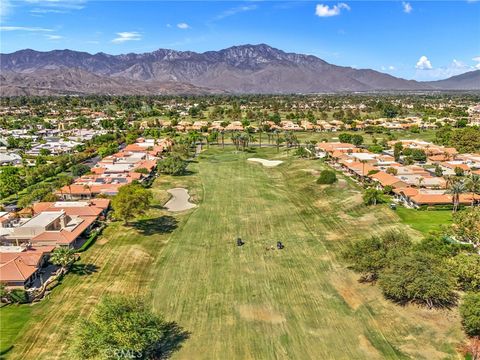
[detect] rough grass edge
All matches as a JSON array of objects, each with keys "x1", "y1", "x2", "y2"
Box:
[{"x1": 77, "y1": 223, "x2": 106, "y2": 253}]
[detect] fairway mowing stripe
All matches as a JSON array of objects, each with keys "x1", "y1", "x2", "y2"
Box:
[
  {"x1": 273, "y1": 165, "x2": 406, "y2": 358},
  {"x1": 9, "y1": 149, "x2": 462, "y2": 360}
]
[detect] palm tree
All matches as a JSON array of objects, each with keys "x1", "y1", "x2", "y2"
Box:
[
  {"x1": 444, "y1": 175, "x2": 456, "y2": 189},
  {"x1": 83, "y1": 184, "x2": 92, "y2": 199},
  {"x1": 417, "y1": 176, "x2": 424, "y2": 188},
  {"x1": 58, "y1": 175, "x2": 73, "y2": 200},
  {"x1": 231, "y1": 132, "x2": 239, "y2": 150},
  {"x1": 187, "y1": 131, "x2": 201, "y2": 147},
  {"x1": 276, "y1": 136, "x2": 284, "y2": 153},
  {"x1": 220, "y1": 130, "x2": 225, "y2": 149},
  {"x1": 50, "y1": 247, "x2": 76, "y2": 275},
  {"x1": 447, "y1": 181, "x2": 466, "y2": 212},
  {"x1": 360, "y1": 160, "x2": 368, "y2": 184},
  {"x1": 466, "y1": 174, "x2": 480, "y2": 206}
]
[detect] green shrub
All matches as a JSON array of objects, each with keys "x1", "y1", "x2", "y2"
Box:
[
  {"x1": 71, "y1": 296, "x2": 183, "y2": 359},
  {"x1": 9, "y1": 289, "x2": 29, "y2": 303},
  {"x1": 78, "y1": 226, "x2": 105, "y2": 253},
  {"x1": 316, "y1": 170, "x2": 337, "y2": 184},
  {"x1": 378, "y1": 251, "x2": 457, "y2": 308},
  {"x1": 460, "y1": 292, "x2": 480, "y2": 336},
  {"x1": 157, "y1": 155, "x2": 187, "y2": 176}
]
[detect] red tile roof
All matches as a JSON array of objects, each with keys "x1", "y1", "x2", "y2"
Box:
[
  {"x1": 31, "y1": 216, "x2": 97, "y2": 245},
  {"x1": 370, "y1": 172, "x2": 408, "y2": 188},
  {"x1": 32, "y1": 200, "x2": 109, "y2": 217},
  {"x1": 0, "y1": 257, "x2": 37, "y2": 282}
]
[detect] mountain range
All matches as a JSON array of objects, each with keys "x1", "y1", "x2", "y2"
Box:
[{"x1": 1, "y1": 44, "x2": 479, "y2": 96}]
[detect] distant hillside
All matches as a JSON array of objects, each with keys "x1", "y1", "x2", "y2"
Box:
[
  {"x1": 426, "y1": 70, "x2": 480, "y2": 90},
  {"x1": 0, "y1": 68, "x2": 217, "y2": 96},
  {"x1": 1, "y1": 44, "x2": 479, "y2": 95}
]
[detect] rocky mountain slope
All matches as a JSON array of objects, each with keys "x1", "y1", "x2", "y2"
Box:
[{"x1": 1, "y1": 44, "x2": 478, "y2": 95}]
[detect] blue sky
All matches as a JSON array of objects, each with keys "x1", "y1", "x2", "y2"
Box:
[{"x1": 1, "y1": 1, "x2": 479, "y2": 80}]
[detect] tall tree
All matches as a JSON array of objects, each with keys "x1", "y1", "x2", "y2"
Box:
[
  {"x1": 112, "y1": 183, "x2": 152, "y2": 225},
  {"x1": 466, "y1": 174, "x2": 480, "y2": 206},
  {"x1": 50, "y1": 247, "x2": 76, "y2": 275},
  {"x1": 447, "y1": 181, "x2": 466, "y2": 212},
  {"x1": 72, "y1": 296, "x2": 185, "y2": 359}
]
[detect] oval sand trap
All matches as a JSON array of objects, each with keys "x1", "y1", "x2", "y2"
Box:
[
  {"x1": 164, "y1": 188, "x2": 197, "y2": 212},
  {"x1": 247, "y1": 158, "x2": 283, "y2": 167}
]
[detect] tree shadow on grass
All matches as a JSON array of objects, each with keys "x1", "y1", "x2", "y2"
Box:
[
  {"x1": 180, "y1": 169, "x2": 196, "y2": 176},
  {"x1": 151, "y1": 204, "x2": 167, "y2": 210},
  {"x1": 157, "y1": 322, "x2": 191, "y2": 359},
  {"x1": 132, "y1": 216, "x2": 178, "y2": 236},
  {"x1": 70, "y1": 263, "x2": 99, "y2": 276},
  {"x1": 0, "y1": 345, "x2": 14, "y2": 358}
]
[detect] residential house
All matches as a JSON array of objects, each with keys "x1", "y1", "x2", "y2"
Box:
[{"x1": 0, "y1": 246, "x2": 55, "y2": 288}]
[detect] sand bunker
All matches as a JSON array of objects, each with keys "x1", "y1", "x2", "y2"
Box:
[
  {"x1": 164, "y1": 188, "x2": 197, "y2": 212},
  {"x1": 247, "y1": 158, "x2": 283, "y2": 167}
]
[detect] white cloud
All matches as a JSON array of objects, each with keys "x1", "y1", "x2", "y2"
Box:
[
  {"x1": 111, "y1": 31, "x2": 141, "y2": 43},
  {"x1": 381, "y1": 65, "x2": 396, "y2": 71},
  {"x1": 215, "y1": 4, "x2": 257, "y2": 20},
  {"x1": 315, "y1": 3, "x2": 350, "y2": 17},
  {"x1": 0, "y1": 0, "x2": 12, "y2": 20},
  {"x1": 415, "y1": 58, "x2": 477, "y2": 80},
  {"x1": 402, "y1": 2, "x2": 412, "y2": 13},
  {"x1": 4, "y1": 0, "x2": 85, "y2": 19},
  {"x1": 177, "y1": 22, "x2": 190, "y2": 29},
  {"x1": 24, "y1": 0, "x2": 86, "y2": 11},
  {"x1": 46, "y1": 34, "x2": 63, "y2": 40},
  {"x1": 472, "y1": 56, "x2": 480, "y2": 69},
  {"x1": 30, "y1": 8, "x2": 67, "y2": 14},
  {"x1": 452, "y1": 59, "x2": 466, "y2": 68},
  {"x1": 0, "y1": 26, "x2": 53, "y2": 32},
  {"x1": 415, "y1": 55, "x2": 432, "y2": 70}
]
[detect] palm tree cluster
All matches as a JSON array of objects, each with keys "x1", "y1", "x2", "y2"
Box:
[
  {"x1": 446, "y1": 174, "x2": 480, "y2": 212},
  {"x1": 231, "y1": 132, "x2": 255, "y2": 151}
]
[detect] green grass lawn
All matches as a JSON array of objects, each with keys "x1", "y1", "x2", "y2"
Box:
[
  {"x1": 0, "y1": 305, "x2": 32, "y2": 357},
  {"x1": 1, "y1": 147, "x2": 463, "y2": 359},
  {"x1": 396, "y1": 207, "x2": 453, "y2": 234}
]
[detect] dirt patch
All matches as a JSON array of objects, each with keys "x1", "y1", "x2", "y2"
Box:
[
  {"x1": 302, "y1": 168, "x2": 320, "y2": 177},
  {"x1": 247, "y1": 158, "x2": 283, "y2": 167},
  {"x1": 325, "y1": 232, "x2": 343, "y2": 241},
  {"x1": 358, "y1": 334, "x2": 382, "y2": 359},
  {"x1": 399, "y1": 343, "x2": 449, "y2": 360},
  {"x1": 318, "y1": 253, "x2": 333, "y2": 262},
  {"x1": 337, "y1": 178, "x2": 348, "y2": 188},
  {"x1": 96, "y1": 237, "x2": 109, "y2": 245},
  {"x1": 357, "y1": 212, "x2": 377, "y2": 225},
  {"x1": 164, "y1": 188, "x2": 197, "y2": 212},
  {"x1": 346, "y1": 193, "x2": 363, "y2": 206},
  {"x1": 330, "y1": 274, "x2": 364, "y2": 311},
  {"x1": 338, "y1": 212, "x2": 353, "y2": 221},
  {"x1": 238, "y1": 305, "x2": 286, "y2": 324},
  {"x1": 119, "y1": 245, "x2": 153, "y2": 266},
  {"x1": 129, "y1": 245, "x2": 153, "y2": 261}
]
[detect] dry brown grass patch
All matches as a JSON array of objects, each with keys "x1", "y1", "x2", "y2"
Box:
[
  {"x1": 358, "y1": 334, "x2": 382, "y2": 359},
  {"x1": 330, "y1": 274, "x2": 364, "y2": 311},
  {"x1": 238, "y1": 305, "x2": 286, "y2": 324}
]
